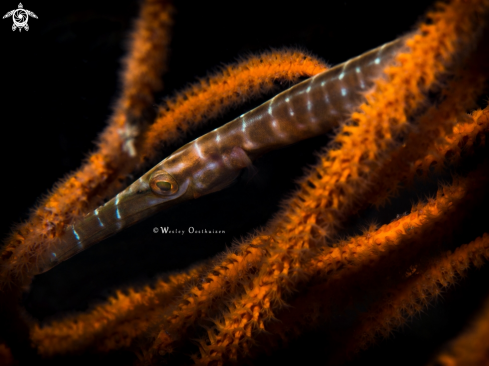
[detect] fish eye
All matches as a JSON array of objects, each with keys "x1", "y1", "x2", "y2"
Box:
[{"x1": 149, "y1": 171, "x2": 179, "y2": 196}]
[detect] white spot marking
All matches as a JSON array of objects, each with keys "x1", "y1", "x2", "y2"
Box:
[
  {"x1": 115, "y1": 193, "x2": 121, "y2": 206},
  {"x1": 169, "y1": 148, "x2": 185, "y2": 159},
  {"x1": 73, "y1": 226, "x2": 83, "y2": 248},
  {"x1": 324, "y1": 92, "x2": 330, "y2": 103},
  {"x1": 270, "y1": 119, "x2": 288, "y2": 140},
  {"x1": 306, "y1": 85, "x2": 312, "y2": 93},
  {"x1": 356, "y1": 67, "x2": 361, "y2": 73},
  {"x1": 94, "y1": 208, "x2": 105, "y2": 227},
  {"x1": 375, "y1": 57, "x2": 380, "y2": 64},
  {"x1": 307, "y1": 97, "x2": 317, "y2": 123},
  {"x1": 268, "y1": 97, "x2": 275, "y2": 116},
  {"x1": 72, "y1": 226, "x2": 80, "y2": 241},
  {"x1": 321, "y1": 81, "x2": 327, "y2": 87},
  {"x1": 173, "y1": 161, "x2": 186, "y2": 171},
  {"x1": 116, "y1": 207, "x2": 121, "y2": 220},
  {"x1": 285, "y1": 95, "x2": 294, "y2": 116},
  {"x1": 341, "y1": 88, "x2": 347, "y2": 96},
  {"x1": 194, "y1": 142, "x2": 204, "y2": 159},
  {"x1": 206, "y1": 161, "x2": 218, "y2": 170},
  {"x1": 215, "y1": 133, "x2": 220, "y2": 143},
  {"x1": 241, "y1": 119, "x2": 247, "y2": 133}
]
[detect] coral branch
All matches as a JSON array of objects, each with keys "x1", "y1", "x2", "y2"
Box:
[
  {"x1": 366, "y1": 51, "x2": 489, "y2": 207},
  {"x1": 31, "y1": 263, "x2": 206, "y2": 356},
  {"x1": 115, "y1": 0, "x2": 175, "y2": 156},
  {"x1": 413, "y1": 107, "x2": 489, "y2": 177}
]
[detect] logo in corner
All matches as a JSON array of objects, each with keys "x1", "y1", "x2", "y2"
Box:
[{"x1": 3, "y1": 3, "x2": 38, "y2": 32}]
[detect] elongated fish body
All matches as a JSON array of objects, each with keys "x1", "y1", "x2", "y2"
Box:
[
  {"x1": 209, "y1": 37, "x2": 407, "y2": 160},
  {"x1": 37, "y1": 36, "x2": 408, "y2": 274}
]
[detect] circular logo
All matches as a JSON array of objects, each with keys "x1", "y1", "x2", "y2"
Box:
[
  {"x1": 153, "y1": 227, "x2": 159, "y2": 233},
  {"x1": 3, "y1": 4, "x2": 38, "y2": 32},
  {"x1": 12, "y1": 9, "x2": 28, "y2": 27}
]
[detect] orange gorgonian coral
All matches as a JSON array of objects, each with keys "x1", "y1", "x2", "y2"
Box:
[{"x1": 2, "y1": 0, "x2": 489, "y2": 365}]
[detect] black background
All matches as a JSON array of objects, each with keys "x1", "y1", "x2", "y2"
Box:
[{"x1": 2, "y1": 0, "x2": 489, "y2": 365}]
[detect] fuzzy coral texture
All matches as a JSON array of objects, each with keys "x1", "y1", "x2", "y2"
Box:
[{"x1": 2, "y1": 0, "x2": 489, "y2": 365}]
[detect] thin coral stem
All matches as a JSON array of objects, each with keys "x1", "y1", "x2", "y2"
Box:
[
  {"x1": 148, "y1": 234, "x2": 276, "y2": 357},
  {"x1": 30, "y1": 263, "x2": 206, "y2": 356},
  {"x1": 366, "y1": 49, "x2": 489, "y2": 208},
  {"x1": 306, "y1": 161, "x2": 489, "y2": 289},
  {"x1": 114, "y1": 0, "x2": 175, "y2": 156},
  {"x1": 413, "y1": 107, "x2": 489, "y2": 177}
]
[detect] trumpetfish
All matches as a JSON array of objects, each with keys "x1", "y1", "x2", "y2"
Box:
[{"x1": 37, "y1": 35, "x2": 409, "y2": 274}]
